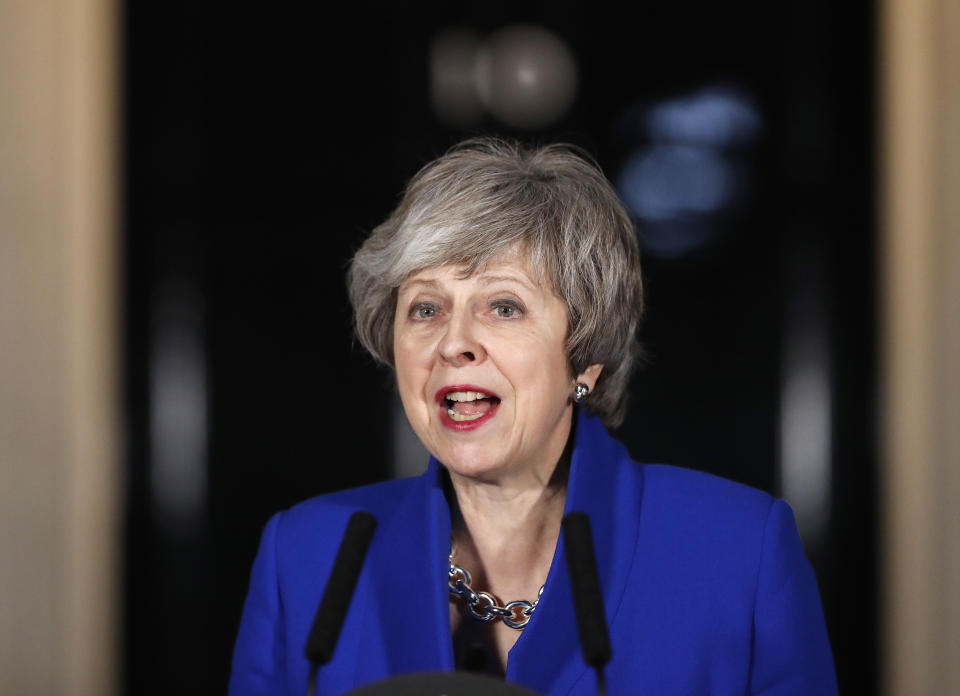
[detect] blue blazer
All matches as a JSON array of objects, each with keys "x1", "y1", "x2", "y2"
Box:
[{"x1": 230, "y1": 411, "x2": 837, "y2": 695}]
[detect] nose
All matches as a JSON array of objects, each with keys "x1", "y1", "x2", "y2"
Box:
[{"x1": 437, "y1": 313, "x2": 486, "y2": 367}]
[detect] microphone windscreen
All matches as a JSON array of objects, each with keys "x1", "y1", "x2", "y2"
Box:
[
  {"x1": 562, "y1": 512, "x2": 612, "y2": 668},
  {"x1": 304, "y1": 511, "x2": 377, "y2": 666}
]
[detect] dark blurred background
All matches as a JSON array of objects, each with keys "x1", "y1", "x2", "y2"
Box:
[{"x1": 123, "y1": 2, "x2": 875, "y2": 693}]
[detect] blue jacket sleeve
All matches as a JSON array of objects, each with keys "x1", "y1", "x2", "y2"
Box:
[
  {"x1": 230, "y1": 513, "x2": 287, "y2": 696},
  {"x1": 750, "y1": 500, "x2": 837, "y2": 695}
]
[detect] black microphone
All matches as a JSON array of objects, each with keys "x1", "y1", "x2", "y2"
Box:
[
  {"x1": 304, "y1": 511, "x2": 377, "y2": 696},
  {"x1": 562, "y1": 512, "x2": 611, "y2": 696}
]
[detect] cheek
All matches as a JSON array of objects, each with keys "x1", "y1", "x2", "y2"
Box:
[
  {"x1": 541, "y1": 337, "x2": 574, "y2": 399},
  {"x1": 394, "y1": 322, "x2": 436, "y2": 363},
  {"x1": 394, "y1": 352, "x2": 420, "y2": 399},
  {"x1": 393, "y1": 335, "x2": 416, "y2": 399},
  {"x1": 511, "y1": 339, "x2": 571, "y2": 409},
  {"x1": 393, "y1": 324, "x2": 417, "y2": 370},
  {"x1": 393, "y1": 336, "x2": 434, "y2": 411}
]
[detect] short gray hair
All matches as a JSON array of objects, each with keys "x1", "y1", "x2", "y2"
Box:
[{"x1": 347, "y1": 137, "x2": 643, "y2": 427}]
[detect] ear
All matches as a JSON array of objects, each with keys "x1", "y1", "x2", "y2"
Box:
[{"x1": 574, "y1": 363, "x2": 604, "y2": 392}]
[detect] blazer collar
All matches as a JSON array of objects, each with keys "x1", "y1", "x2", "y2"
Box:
[
  {"x1": 507, "y1": 409, "x2": 644, "y2": 694},
  {"x1": 362, "y1": 409, "x2": 643, "y2": 693},
  {"x1": 358, "y1": 459, "x2": 454, "y2": 681}
]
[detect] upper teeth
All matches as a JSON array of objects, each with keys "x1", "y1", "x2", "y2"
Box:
[{"x1": 446, "y1": 390, "x2": 489, "y2": 402}]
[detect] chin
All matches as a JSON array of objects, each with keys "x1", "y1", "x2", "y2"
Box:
[{"x1": 436, "y1": 445, "x2": 506, "y2": 481}]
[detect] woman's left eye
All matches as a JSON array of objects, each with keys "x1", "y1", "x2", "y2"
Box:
[{"x1": 491, "y1": 301, "x2": 523, "y2": 318}]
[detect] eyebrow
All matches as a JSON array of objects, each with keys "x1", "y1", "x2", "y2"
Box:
[
  {"x1": 399, "y1": 273, "x2": 538, "y2": 294},
  {"x1": 476, "y1": 273, "x2": 538, "y2": 291},
  {"x1": 398, "y1": 278, "x2": 440, "y2": 293}
]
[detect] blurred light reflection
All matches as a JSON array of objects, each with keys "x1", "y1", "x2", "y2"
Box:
[
  {"x1": 780, "y1": 250, "x2": 832, "y2": 544},
  {"x1": 430, "y1": 28, "x2": 484, "y2": 128},
  {"x1": 429, "y1": 24, "x2": 578, "y2": 130},
  {"x1": 781, "y1": 357, "x2": 831, "y2": 543},
  {"x1": 476, "y1": 25, "x2": 578, "y2": 130},
  {"x1": 616, "y1": 85, "x2": 761, "y2": 258},
  {"x1": 149, "y1": 279, "x2": 207, "y2": 536},
  {"x1": 647, "y1": 86, "x2": 762, "y2": 146},
  {"x1": 619, "y1": 145, "x2": 738, "y2": 221}
]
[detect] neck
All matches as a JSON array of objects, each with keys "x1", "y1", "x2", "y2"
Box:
[{"x1": 445, "y1": 426, "x2": 574, "y2": 592}]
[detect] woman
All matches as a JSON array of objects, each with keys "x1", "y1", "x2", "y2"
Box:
[{"x1": 230, "y1": 138, "x2": 837, "y2": 695}]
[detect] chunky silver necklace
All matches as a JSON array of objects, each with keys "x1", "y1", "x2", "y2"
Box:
[{"x1": 448, "y1": 551, "x2": 545, "y2": 630}]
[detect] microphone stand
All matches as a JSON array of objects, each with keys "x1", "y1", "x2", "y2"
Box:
[
  {"x1": 562, "y1": 512, "x2": 612, "y2": 696},
  {"x1": 303, "y1": 511, "x2": 377, "y2": 696}
]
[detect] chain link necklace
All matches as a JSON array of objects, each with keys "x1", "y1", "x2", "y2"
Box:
[{"x1": 448, "y1": 550, "x2": 545, "y2": 630}]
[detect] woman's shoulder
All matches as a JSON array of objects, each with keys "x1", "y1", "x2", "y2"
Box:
[
  {"x1": 634, "y1": 462, "x2": 785, "y2": 544},
  {"x1": 584, "y1": 414, "x2": 780, "y2": 531},
  {"x1": 625, "y1": 462, "x2": 812, "y2": 614},
  {"x1": 269, "y1": 475, "x2": 422, "y2": 549},
  {"x1": 642, "y1": 463, "x2": 775, "y2": 512}
]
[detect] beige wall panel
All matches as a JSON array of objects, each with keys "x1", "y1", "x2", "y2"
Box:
[
  {"x1": 933, "y1": 1, "x2": 960, "y2": 691},
  {"x1": 61, "y1": 0, "x2": 121, "y2": 692},
  {"x1": 880, "y1": 0, "x2": 960, "y2": 693},
  {"x1": 0, "y1": 0, "x2": 120, "y2": 694},
  {"x1": 0, "y1": 2, "x2": 69, "y2": 693}
]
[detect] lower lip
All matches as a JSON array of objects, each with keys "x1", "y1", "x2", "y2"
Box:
[{"x1": 438, "y1": 400, "x2": 501, "y2": 431}]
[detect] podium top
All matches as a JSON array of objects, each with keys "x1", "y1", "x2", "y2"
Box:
[{"x1": 346, "y1": 672, "x2": 543, "y2": 695}]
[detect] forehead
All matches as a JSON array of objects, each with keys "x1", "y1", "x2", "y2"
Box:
[{"x1": 399, "y1": 256, "x2": 547, "y2": 293}]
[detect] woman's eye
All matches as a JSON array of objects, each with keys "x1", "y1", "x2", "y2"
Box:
[
  {"x1": 492, "y1": 301, "x2": 523, "y2": 318},
  {"x1": 411, "y1": 304, "x2": 438, "y2": 319}
]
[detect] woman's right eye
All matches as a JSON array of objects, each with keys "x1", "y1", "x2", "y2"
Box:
[{"x1": 411, "y1": 303, "x2": 438, "y2": 319}]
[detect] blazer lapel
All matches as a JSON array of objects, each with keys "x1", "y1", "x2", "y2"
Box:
[
  {"x1": 507, "y1": 410, "x2": 644, "y2": 694},
  {"x1": 355, "y1": 459, "x2": 454, "y2": 686}
]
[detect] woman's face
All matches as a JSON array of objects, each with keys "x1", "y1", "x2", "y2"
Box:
[{"x1": 393, "y1": 257, "x2": 598, "y2": 484}]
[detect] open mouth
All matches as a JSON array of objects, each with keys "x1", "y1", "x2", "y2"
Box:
[{"x1": 442, "y1": 389, "x2": 502, "y2": 423}]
